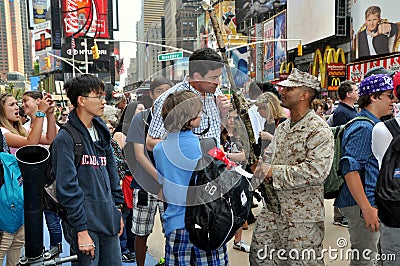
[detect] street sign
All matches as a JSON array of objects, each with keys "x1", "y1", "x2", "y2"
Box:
[{"x1": 158, "y1": 51, "x2": 183, "y2": 62}]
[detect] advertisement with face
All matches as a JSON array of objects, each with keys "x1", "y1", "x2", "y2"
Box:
[
  {"x1": 274, "y1": 11, "x2": 286, "y2": 79},
  {"x1": 235, "y1": 0, "x2": 287, "y2": 28},
  {"x1": 263, "y1": 19, "x2": 274, "y2": 81},
  {"x1": 351, "y1": 0, "x2": 400, "y2": 60}
]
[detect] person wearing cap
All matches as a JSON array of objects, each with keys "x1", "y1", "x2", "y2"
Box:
[
  {"x1": 364, "y1": 66, "x2": 396, "y2": 78},
  {"x1": 249, "y1": 68, "x2": 334, "y2": 265},
  {"x1": 371, "y1": 72, "x2": 400, "y2": 266},
  {"x1": 365, "y1": 66, "x2": 397, "y2": 121},
  {"x1": 334, "y1": 74, "x2": 396, "y2": 265}
]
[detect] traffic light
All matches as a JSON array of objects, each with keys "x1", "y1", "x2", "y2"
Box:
[
  {"x1": 91, "y1": 43, "x2": 100, "y2": 60},
  {"x1": 297, "y1": 43, "x2": 303, "y2": 57},
  {"x1": 44, "y1": 56, "x2": 51, "y2": 68}
]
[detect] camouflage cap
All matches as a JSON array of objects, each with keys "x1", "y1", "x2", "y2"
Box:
[
  {"x1": 277, "y1": 68, "x2": 320, "y2": 91},
  {"x1": 359, "y1": 74, "x2": 393, "y2": 96},
  {"x1": 364, "y1": 66, "x2": 396, "y2": 78}
]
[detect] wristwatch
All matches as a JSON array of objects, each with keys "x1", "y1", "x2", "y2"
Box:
[{"x1": 35, "y1": 111, "x2": 46, "y2": 118}]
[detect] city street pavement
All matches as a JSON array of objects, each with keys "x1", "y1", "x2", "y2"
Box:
[
  {"x1": 146, "y1": 199, "x2": 350, "y2": 266},
  {"x1": 3, "y1": 199, "x2": 349, "y2": 266}
]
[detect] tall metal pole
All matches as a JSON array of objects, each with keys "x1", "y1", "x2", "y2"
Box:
[
  {"x1": 205, "y1": 5, "x2": 236, "y2": 91},
  {"x1": 84, "y1": 38, "x2": 89, "y2": 74},
  {"x1": 72, "y1": 47, "x2": 75, "y2": 77}
]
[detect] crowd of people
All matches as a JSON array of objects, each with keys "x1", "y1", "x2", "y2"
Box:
[{"x1": 0, "y1": 47, "x2": 400, "y2": 266}]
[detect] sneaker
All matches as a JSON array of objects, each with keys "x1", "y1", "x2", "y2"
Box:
[
  {"x1": 122, "y1": 251, "x2": 136, "y2": 262},
  {"x1": 247, "y1": 217, "x2": 257, "y2": 225},
  {"x1": 233, "y1": 240, "x2": 250, "y2": 253},
  {"x1": 333, "y1": 217, "x2": 349, "y2": 227},
  {"x1": 155, "y1": 258, "x2": 165, "y2": 265}
]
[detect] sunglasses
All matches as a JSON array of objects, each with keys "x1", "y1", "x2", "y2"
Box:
[
  {"x1": 381, "y1": 93, "x2": 395, "y2": 100},
  {"x1": 62, "y1": 114, "x2": 68, "y2": 116}
]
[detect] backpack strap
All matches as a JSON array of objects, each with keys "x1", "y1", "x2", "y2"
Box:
[
  {"x1": 384, "y1": 118, "x2": 400, "y2": 138},
  {"x1": 344, "y1": 116, "x2": 375, "y2": 130},
  {"x1": 61, "y1": 122, "x2": 83, "y2": 168},
  {"x1": 0, "y1": 128, "x2": 4, "y2": 153},
  {"x1": 141, "y1": 109, "x2": 152, "y2": 138}
]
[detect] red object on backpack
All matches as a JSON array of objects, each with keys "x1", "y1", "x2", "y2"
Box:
[{"x1": 123, "y1": 174, "x2": 134, "y2": 209}]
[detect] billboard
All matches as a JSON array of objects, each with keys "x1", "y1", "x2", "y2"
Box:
[
  {"x1": 263, "y1": 19, "x2": 274, "y2": 81},
  {"x1": 229, "y1": 47, "x2": 248, "y2": 88},
  {"x1": 235, "y1": 0, "x2": 287, "y2": 28},
  {"x1": 287, "y1": 0, "x2": 335, "y2": 50},
  {"x1": 347, "y1": 54, "x2": 400, "y2": 83},
  {"x1": 351, "y1": 0, "x2": 400, "y2": 60},
  {"x1": 274, "y1": 11, "x2": 286, "y2": 79},
  {"x1": 27, "y1": 0, "x2": 51, "y2": 28},
  {"x1": 217, "y1": 1, "x2": 237, "y2": 36},
  {"x1": 34, "y1": 21, "x2": 52, "y2": 55},
  {"x1": 61, "y1": 0, "x2": 110, "y2": 38}
]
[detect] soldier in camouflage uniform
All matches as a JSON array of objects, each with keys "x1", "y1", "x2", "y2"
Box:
[{"x1": 249, "y1": 68, "x2": 334, "y2": 265}]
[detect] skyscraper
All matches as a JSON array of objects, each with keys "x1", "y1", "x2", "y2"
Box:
[{"x1": 0, "y1": 0, "x2": 26, "y2": 78}]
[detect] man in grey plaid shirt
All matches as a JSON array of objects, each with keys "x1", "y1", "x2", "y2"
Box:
[{"x1": 146, "y1": 48, "x2": 230, "y2": 149}]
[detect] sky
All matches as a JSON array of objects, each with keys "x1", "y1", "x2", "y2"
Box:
[{"x1": 113, "y1": 0, "x2": 141, "y2": 87}]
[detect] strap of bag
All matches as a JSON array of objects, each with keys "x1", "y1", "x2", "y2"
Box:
[
  {"x1": 61, "y1": 122, "x2": 83, "y2": 168},
  {"x1": 0, "y1": 128, "x2": 3, "y2": 153},
  {"x1": 141, "y1": 109, "x2": 152, "y2": 138}
]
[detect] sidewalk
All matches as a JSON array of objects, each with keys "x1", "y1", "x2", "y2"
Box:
[
  {"x1": 3, "y1": 199, "x2": 349, "y2": 266},
  {"x1": 146, "y1": 199, "x2": 350, "y2": 266}
]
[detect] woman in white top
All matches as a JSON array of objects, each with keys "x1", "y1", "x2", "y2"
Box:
[{"x1": 0, "y1": 92, "x2": 54, "y2": 265}]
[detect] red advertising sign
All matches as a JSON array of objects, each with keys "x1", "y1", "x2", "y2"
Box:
[
  {"x1": 347, "y1": 55, "x2": 400, "y2": 83},
  {"x1": 62, "y1": 0, "x2": 110, "y2": 38},
  {"x1": 327, "y1": 63, "x2": 346, "y2": 76}
]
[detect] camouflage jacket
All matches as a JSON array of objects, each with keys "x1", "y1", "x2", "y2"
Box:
[{"x1": 268, "y1": 110, "x2": 334, "y2": 222}]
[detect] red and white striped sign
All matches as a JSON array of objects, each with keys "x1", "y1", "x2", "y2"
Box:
[{"x1": 347, "y1": 55, "x2": 400, "y2": 83}]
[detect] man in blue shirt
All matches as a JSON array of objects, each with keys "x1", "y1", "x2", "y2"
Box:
[
  {"x1": 334, "y1": 74, "x2": 396, "y2": 265},
  {"x1": 331, "y1": 80, "x2": 359, "y2": 227}
]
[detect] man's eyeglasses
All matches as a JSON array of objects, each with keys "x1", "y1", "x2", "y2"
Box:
[
  {"x1": 381, "y1": 93, "x2": 395, "y2": 100},
  {"x1": 82, "y1": 94, "x2": 106, "y2": 100}
]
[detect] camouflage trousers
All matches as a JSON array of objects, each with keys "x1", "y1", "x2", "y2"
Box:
[{"x1": 249, "y1": 206, "x2": 325, "y2": 266}]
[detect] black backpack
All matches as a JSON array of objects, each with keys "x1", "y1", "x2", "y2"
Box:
[
  {"x1": 43, "y1": 122, "x2": 83, "y2": 220},
  {"x1": 376, "y1": 118, "x2": 400, "y2": 227},
  {"x1": 185, "y1": 138, "x2": 252, "y2": 251}
]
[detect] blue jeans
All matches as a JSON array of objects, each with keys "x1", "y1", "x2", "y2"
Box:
[
  {"x1": 380, "y1": 223, "x2": 400, "y2": 266},
  {"x1": 44, "y1": 210, "x2": 62, "y2": 248},
  {"x1": 341, "y1": 205, "x2": 380, "y2": 266},
  {"x1": 68, "y1": 225, "x2": 122, "y2": 266},
  {"x1": 119, "y1": 207, "x2": 135, "y2": 254}
]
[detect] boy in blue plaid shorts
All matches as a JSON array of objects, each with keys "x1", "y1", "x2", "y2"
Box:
[{"x1": 153, "y1": 90, "x2": 229, "y2": 265}]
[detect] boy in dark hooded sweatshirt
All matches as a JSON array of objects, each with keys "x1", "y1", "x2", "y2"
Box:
[{"x1": 52, "y1": 74, "x2": 124, "y2": 265}]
